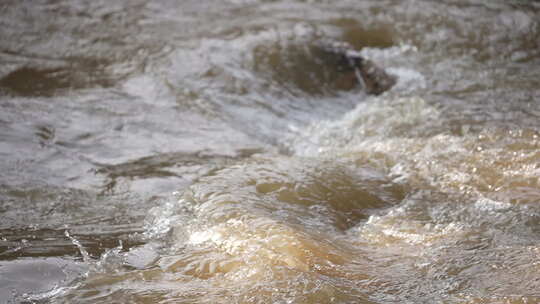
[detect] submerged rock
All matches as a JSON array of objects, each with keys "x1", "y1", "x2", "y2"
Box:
[{"x1": 316, "y1": 39, "x2": 397, "y2": 95}]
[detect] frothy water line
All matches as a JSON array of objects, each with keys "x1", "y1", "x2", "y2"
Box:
[{"x1": 65, "y1": 230, "x2": 91, "y2": 264}]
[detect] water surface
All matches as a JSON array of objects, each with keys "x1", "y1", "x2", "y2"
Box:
[{"x1": 0, "y1": 0, "x2": 539, "y2": 303}]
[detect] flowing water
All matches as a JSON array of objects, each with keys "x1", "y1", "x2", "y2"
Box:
[{"x1": 0, "y1": 0, "x2": 539, "y2": 303}]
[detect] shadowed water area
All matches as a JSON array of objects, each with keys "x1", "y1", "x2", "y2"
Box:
[{"x1": 0, "y1": 0, "x2": 539, "y2": 303}]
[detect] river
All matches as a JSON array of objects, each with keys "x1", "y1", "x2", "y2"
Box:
[{"x1": 0, "y1": 0, "x2": 539, "y2": 303}]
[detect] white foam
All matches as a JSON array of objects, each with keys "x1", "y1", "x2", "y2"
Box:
[
  {"x1": 474, "y1": 197, "x2": 512, "y2": 212},
  {"x1": 286, "y1": 96, "x2": 441, "y2": 157}
]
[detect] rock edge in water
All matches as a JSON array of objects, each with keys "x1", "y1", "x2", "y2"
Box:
[{"x1": 316, "y1": 39, "x2": 397, "y2": 95}]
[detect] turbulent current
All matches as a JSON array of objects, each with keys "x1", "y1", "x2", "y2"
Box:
[{"x1": 0, "y1": 0, "x2": 539, "y2": 303}]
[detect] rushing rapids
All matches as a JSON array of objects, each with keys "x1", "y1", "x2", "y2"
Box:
[{"x1": 0, "y1": 0, "x2": 539, "y2": 303}]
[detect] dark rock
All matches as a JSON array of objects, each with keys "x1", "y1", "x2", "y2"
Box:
[{"x1": 315, "y1": 39, "x2": 397, "y2": 95}]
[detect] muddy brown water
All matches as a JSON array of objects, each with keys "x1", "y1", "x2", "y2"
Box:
[{"x1": 0, "y1": 0, "x2": 539, "y2": 303}]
